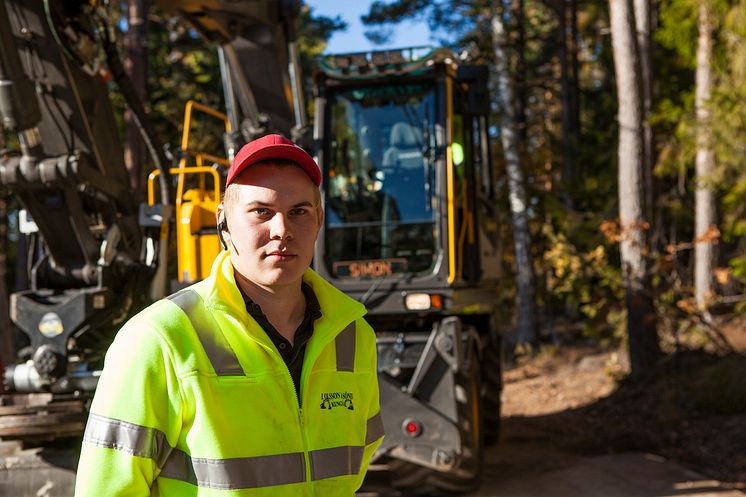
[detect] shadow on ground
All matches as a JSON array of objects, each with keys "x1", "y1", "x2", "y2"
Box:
[{"x1": 492, "y1": 349, "x2": 746, "y2": 487}]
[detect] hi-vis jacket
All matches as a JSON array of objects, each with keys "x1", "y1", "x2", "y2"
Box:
[{"x1": 75, "y1": 251, "x2": 384, "y2": 497}]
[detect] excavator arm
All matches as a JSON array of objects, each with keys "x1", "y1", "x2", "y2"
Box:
[{"x1": 0, "y1": 0, "x2": 305, "y2": 408}]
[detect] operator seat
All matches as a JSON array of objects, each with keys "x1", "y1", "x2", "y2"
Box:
[
  {"x1": 383, "y1": 122, "x2": 424, "y2": 172},
  {"x1": 381, "y1": 122, "x2": 428, "y2": 221}
]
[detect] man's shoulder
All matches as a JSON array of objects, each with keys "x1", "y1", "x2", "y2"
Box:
[{"x1": 117, "y1": 280, "x2": 211, "y2": 345}]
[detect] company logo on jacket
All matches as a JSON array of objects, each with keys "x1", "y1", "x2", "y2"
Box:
[{"x1": 320, "y1": 392, "x2": 354, "y2": 410}]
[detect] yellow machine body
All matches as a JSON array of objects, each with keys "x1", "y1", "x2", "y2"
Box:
[{"x1": 148, "y1": 100, "x2": 230, "y2": 284}]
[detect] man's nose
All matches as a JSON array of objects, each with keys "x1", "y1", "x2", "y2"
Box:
[{"x1": 269, "y1": 213, "x2": 292, "y2": 240}]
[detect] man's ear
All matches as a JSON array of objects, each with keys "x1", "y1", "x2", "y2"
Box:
[{"x1": 216, "y1": 203, "x2": 229, "y2": 250}]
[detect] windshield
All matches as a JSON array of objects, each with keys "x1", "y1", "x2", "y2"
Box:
[{"x1": 324, "y1": 82, "x2": 438, "y2": 278}]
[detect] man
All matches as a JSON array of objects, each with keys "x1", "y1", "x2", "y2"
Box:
[{"x1": 75, "y1": 134, "x2": 384, "y2": 496}]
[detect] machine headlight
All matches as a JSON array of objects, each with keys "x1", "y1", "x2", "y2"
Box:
[{"x1": 404, "y1": 293, "x2": 442, "y2": 311}]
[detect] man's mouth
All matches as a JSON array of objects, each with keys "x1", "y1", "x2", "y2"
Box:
[{"x1": 264, "y1": 250, "x2": 297, "y2": 261}]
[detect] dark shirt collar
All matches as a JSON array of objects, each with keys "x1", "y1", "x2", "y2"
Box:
[{"x1": 240, "y1": 282, "x2": 321, "y2": 324}]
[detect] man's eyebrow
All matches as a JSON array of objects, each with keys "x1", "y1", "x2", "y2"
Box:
[{"x1": 244, "y1": 200, "x2": 315, "y2": 208}]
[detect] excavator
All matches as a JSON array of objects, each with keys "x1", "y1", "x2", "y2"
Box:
[{"x1": 0, "y1": 1, "x2": 503, "y2": 495}]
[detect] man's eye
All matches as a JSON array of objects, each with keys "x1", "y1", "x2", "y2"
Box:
[
  {"x1": 253, "y1": 208, "x2": 271, "y2": 216},
  {"x1": 290, "y1": 208, "x2": 308, "y2": 216}
]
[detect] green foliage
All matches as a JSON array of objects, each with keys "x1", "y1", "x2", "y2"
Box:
[
  {"x1": 710, "y1": 1, "x2": 746, "y2": 250},
  {"x1": 656, "y1": 0, "x2": 698, "y2": 66},
  {"x1": 541, "y1": 225, "x2": 625, "y2": 340},
  {"x1": 655, "y1": 0, "x2": 746, "y2": 300},
  {"x1": 146, "y1": 12, "x2": 224, "y2": 158}
]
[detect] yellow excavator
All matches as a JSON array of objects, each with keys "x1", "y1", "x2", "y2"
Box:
[{"x1": 0, "y1": 1, "x2": 502, "y2": 494}]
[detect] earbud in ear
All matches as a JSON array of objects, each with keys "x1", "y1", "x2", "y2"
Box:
[{"x1": 217, "y1": 218, "x2": 228, "y2": 250}]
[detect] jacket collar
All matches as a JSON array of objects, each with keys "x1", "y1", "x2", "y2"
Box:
[{"x1": 202, "y1": 251, "x2": 366, "y2": 340}]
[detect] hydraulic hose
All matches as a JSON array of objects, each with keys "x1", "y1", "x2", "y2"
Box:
[{"x1": 99, "y1": 22, "x2": 173, "y2": 207}]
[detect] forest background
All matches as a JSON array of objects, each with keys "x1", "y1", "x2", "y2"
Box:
[{"x1": 0, "y1": 0, "x2": 744, "y2": 378}]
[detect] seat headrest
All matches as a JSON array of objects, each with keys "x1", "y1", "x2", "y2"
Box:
[{"x1": 390, "y1": 122, "x2": 422, "y2": 148}]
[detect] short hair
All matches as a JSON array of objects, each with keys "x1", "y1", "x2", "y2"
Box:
[{"x1": 222, "y1": 159, "x2": 321, "y2": 215}]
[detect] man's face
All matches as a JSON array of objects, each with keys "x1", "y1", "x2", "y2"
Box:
[{"x1": 217, "y1": 162, "x2": 323, "y2": 291}]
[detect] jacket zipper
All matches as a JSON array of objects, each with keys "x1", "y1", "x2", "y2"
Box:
[{"x1": 279, "y1": 352, "x2": 313, "y2": 495}]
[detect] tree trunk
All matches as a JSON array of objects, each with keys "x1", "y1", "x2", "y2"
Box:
[
  {"x1": 491, "y1": 1, "x2": 538, "y2": 346},
  {"x1": 0, "y1": 195, "x2": 14, "y2": 370},
  {"x1": 124, "y1": 0, "x2": 148, "y2": 193},
  {"x1": 634, "y1": 0, "x2": 654, "y2": 223},
  {"x1": 557, "y1": 0, "x2": 576, "y2": 188},
  {"x1": 570, "y1": 0, "x2": 581, "y2": 139},
  {"x1": 608, "y1": 0, "x2": 660, "y2": 377},
  {"x1": 694, "y1": 0, "x2": 716, "y2": 309},
  {"x1": 515, "y1": 0, "x2": 528, "y2": 142}
]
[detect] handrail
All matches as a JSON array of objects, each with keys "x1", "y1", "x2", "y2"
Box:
[{"x1": 147, "y1": 167, "x2": 221, "y2": 207}]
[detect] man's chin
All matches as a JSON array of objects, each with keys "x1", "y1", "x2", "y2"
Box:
[{"x1": 257, "y1": 267, "x2": 305, "y2": 288}]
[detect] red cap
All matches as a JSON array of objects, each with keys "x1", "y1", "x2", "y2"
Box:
[{"x1": 225, "y1": 134, "x2": 321, "y2": 188}]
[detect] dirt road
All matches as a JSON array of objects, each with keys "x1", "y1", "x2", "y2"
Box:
[
  {"x1": 471, "y1": 435, "x2": 744, "y2": 497},
  {"x1": 465, "y1": 340, "x2": 745, "y2": 497}
]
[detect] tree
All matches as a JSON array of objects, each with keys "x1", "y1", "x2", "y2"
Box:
[
  {"x1": 657, "y1": 0, "x2": 746, "y2": 306},
  {"x1": 557, "y1": 0, "x2": 580, "y2": 192},
  {"x1": 608, "y1": 0, "x2": 660, "y2": 377},
  {"x1": 492, "y1": 0, "x2": 539, "y2": 346},
  {"x1": 634, "y1": 0, "x2": 654, "y2": 222},
  {"x1": 693, "y1": 0, "x2": 716, "y2": 310}
]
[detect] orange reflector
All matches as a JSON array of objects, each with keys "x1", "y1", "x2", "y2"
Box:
[{"x1": 430, "y1": 294, "x2": 442, "y2": 309}]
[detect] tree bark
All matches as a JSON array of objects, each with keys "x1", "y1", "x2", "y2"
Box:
[
  {"x1": 694, "y1": 0, "x2": 716, "y2": 309},
  {"x1": 634, "y1": 0, "x2": 654, "y2": 223},
  {"x1": 124, "y1": 0, "x2": 148, "y2": 193},
  {"x1": 515, "y1": 0, "x2": 528, "y2": 142},
  {"x1": 608, "y1": 0, "x2": 660, "y2": 377},
  {"x1": 491, "y1": 1, "x2": 538, "y2": 346},
  {"x1": 557, "y1": 0, "x2": 576, "y2": 188},
  {"x1": 570, "y1": 0, "x2": 581, "y2": 139}
]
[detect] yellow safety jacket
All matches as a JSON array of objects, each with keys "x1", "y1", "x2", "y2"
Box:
[{"x1": 75, "y1": 251, "x2": 384, "y2": 496}]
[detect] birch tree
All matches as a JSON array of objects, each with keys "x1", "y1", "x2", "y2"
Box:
[
  {"x1": 492, "y1": 0, "x2": 538, "y2": 346},
  {"x1": 634, "y1": 0, "x2": 654, "y2": 223},
  {"x1": 694, "y1": 0, "x2": 716, "y2": 310},
  {"x1": 608, "y1": 0, "x2": 660, "y2": 377}
]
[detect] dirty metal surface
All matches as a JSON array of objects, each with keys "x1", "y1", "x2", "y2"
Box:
[{"x1": 0, "y1": 394, "x2": 86, "y2": 440}]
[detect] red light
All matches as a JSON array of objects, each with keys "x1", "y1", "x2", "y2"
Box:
[{"x1": 403, "y1": 419, "x2": 422, "y2": 437}]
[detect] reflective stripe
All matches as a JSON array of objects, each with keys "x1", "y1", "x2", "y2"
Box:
[
  {"x1": 335, "y1": 322, "x2": 356, "y2": 372},
  {"x1": 309, "y1": 445, "x2": 364, "y2": 480},
  {"x1": 160, "y1": 448, "x2": 306, "y2": 489},
  {"x1": 168, "y1": 289, "x2": 244, "y2": 376},
  {"x1": 365, "y1": 412, "x2": 385, "y2": 445},
  {"x1": 83, "y1": 414, "x2": 173, "y2": 468}
]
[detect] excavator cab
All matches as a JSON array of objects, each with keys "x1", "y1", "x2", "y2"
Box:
[
  {"x1": 315, "y1": 48, "x2": 500, "y2": 299},
  {"x1": 313, "y1": 48, "x2": 503, "y2": 493}
]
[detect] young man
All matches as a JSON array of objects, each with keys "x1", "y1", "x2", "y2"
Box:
[{"x1": 75, "y1": 134, "x2": 383, "y2": 496}]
